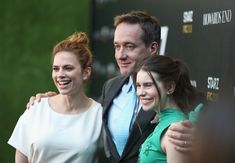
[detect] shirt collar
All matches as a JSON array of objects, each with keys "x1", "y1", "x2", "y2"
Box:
[{"x1": 122, "y1": 76, "x2": 134, "y2": 93}]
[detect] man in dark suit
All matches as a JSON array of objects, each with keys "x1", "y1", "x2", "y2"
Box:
[{"x1": 100, "y1": 11, "x2": 194, "y2": 163}]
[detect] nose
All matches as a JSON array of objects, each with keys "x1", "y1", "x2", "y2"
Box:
[
  {"x1": 137, "y1": 87, "x2": 146, "y2": 97},
  {"x1": 117, "y1": 46, "x2": 127, "y2": 59},
  {"x1": 57, "y1": 69, "x2": 66, "y2": 78}
]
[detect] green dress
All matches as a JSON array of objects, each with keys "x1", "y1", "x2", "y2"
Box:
[
  {"x1": 138, "y1": 109, "x2": 187, "y2": 163},
  {"x1": 138, "y1": 104, "x2": 203, "y2": 163}
]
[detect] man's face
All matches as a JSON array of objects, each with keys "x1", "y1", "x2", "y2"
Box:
[{"x1": 114, "y1": 23, "x2": 152, "y2": 75}]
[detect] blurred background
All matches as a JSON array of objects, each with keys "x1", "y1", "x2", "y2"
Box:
[
  {"x1": 0, "y1": 0, "x2": 90, "y2": 162},
  {"x1": 1, "y1": 0, "x2": 234, "y2": 162}
]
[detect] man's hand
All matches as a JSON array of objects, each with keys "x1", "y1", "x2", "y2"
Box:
[
  {"x1": 26, "y1": 91, "x2": 57, "y2": 109},
  {"x1": 166, "y1": 120, "x2": 194, "y2": 152}
]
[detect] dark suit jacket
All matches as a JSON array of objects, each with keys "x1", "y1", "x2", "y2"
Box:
[{"x1": 100, "y1": 75, "x2": 156, "y2": 163}]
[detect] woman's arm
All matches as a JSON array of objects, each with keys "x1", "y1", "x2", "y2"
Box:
[
  {"x1": 15, "y1": 150, "x2": 28, "y2": 163},
  {"x1": 166, "y1": 121, "x2": 194, "y2": 152},
  {"x1": 162, "y1": 129, "x2": 189, "y2": 163}
]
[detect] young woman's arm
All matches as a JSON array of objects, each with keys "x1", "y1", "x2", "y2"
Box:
[
  {"x1": 15, "y1": 150, "x2": 28, "y2": 163},
  {"x1": 162, "y1": 129, "x2": 190, "y2": 163},
  {"x1": 166, "y1": 121, "x2": 194, "y2": 152}
]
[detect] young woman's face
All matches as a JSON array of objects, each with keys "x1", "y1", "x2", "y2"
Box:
[
  {"x1": 52, "y1": 51, "x2": 84, "y2": 96},
  {"x1": 136, "y1": 70, "x2": 167, "y2": 111}
]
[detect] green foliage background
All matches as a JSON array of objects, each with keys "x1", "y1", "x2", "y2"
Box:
[{"x1": 0, "y1": 0, "x2": 90, "y2": 162}]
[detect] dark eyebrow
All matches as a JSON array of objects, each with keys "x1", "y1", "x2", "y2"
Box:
[
  {"x1": 143, "y1": 82, "x2": 154, "y2": 86},
  {"x1": 124, "y1": 42, "x2": 136, "y2": 45},
  {"x1": 114, "y1": 41, "x2": 135, "y2": 45},
  {"x1": 64, "y1": 64, "x2": 73, "y2": 67},
  {"x1": 52, "y1": 64, "x2": 73, "y2": 68}
]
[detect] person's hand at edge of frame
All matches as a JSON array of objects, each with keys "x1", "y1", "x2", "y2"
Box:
[
  {"x1": 166, "y1": 120, "x2": 194, "y2": 153},
  {"x1": 26, "y1": 91, "x2": 57, "y2": 109}
]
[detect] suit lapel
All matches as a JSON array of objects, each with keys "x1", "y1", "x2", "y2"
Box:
[
  {"x1": 103, "y1": 76, "x2": 129, "y2": 114},
  {"x1": 103, "y1": 76, "x2": 129, "y2": 159},
  {"x1": 121, "y1": 108, "x2": 156, "y2": 158}
]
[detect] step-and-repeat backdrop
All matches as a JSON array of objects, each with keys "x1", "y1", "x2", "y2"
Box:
[{"x1": 90, "y1": 0, "x2": 235, "y2": 103}]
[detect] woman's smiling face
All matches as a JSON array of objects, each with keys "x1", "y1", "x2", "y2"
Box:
[
  {"x1": 52, "y1": 51, "x2": 84, "y2": 96},
  {"x1": 136, "y1": 70, "x2": 168, "y2": 111}
]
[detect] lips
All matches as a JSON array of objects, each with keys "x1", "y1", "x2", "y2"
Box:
[
  {"x1": 56, "y1": 79, "x2": 71, "y2": 89},
  {"x1": 140, "y1": 98, "x2": 153, "y2": 105},
  {"x1": 119, "y1": 63, "x2": 130, "y2": 68},
  {"x1": 119, "y1": 60, "x2": 132, "y2": 67}
]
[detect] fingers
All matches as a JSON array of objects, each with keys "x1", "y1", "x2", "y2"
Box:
[
  {"x1": 167, "y1": 128, "x2": 193, "y2": 141},
  {"x1": 166, "y1": 121, "x2": 195, "y2": 152},
  {"x1": 168, "y1": 137, "x2": 192, "y2": 148},
  {"x1": 35, "y1": 92, "x2": 56, "y2": 100},
  {"x1": 35, "y1": 93, "x2": 45, "y2": 102},
  {"x1": 168, "y1": 135, "x2": 193, "y2": 153},
  {"x1": 45, "y1": 91, "x2": 57, "y2": 96},
  {"x1": 26, "y1": 96, "x2": 36, "y2": 109},
  {"x1": 169, "y1": 137, "x2": 197, "y2": 153},
  {"x1": 168, "y1": 121, "x2": 194, "y2": 136},
  {"x1": 180, "y1": 120, "x2": 194, "y2": 128},
  {"x1": 26, "y1": 92, "x2": 56, "y2": 109},
  {"x1": 174, "y1": 146, "x2": 191, "y2": 153}
]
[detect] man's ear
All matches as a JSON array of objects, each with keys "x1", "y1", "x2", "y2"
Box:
[
  {"x1": 166, "y1": 81, "x2": 176, "y2": 95},
  {"x1": 82, "y1": 67, "x2": 91, "y2": 80},
  {"x1": 150, "y1": 41, "x2": 158, "y2": 56}
]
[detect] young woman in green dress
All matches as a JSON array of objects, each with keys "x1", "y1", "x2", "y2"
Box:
[{"x1": 136, "y1": 55, "x2": 202, "y2": 163}]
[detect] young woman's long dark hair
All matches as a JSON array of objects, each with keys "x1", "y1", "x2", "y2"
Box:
[{"x1": 138, "y1": 55, "x2": 197, "y2": 113}]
